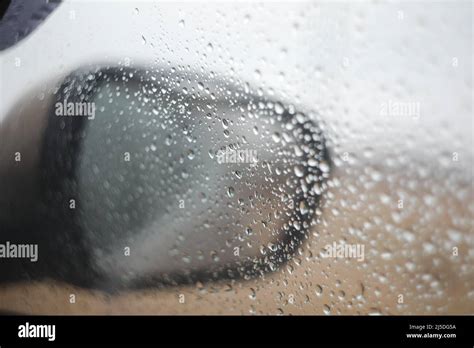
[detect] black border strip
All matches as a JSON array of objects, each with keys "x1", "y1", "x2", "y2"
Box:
[{"x1": 0, "y1": 315, "x2": 472, "y2": 345}]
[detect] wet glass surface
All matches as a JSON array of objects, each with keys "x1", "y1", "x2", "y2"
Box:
[{"x1": 0, "y1": 1, "x2": 472, "y2": 314}]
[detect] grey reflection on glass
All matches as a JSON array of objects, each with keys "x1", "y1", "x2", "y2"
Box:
[{"x1": 54, "y1": 67, "x2": 330, "y2": 289}]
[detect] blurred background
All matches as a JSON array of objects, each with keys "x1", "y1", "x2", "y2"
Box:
[{"x1": 0, "y1": 0, "x2": 472, "y2": 314}]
